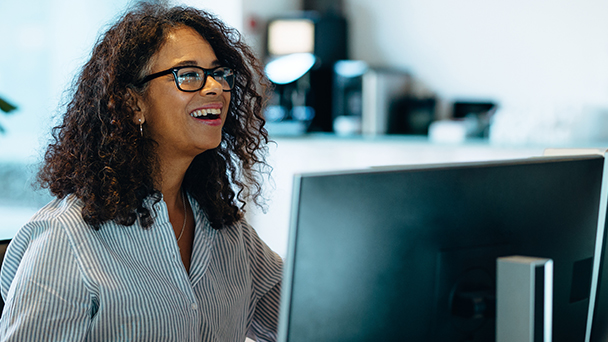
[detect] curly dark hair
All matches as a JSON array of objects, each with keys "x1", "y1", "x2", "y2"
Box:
[{"x1": 38, "y1": 1, "x2": 271, "y2": 230}]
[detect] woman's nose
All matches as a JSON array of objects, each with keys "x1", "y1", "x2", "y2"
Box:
[{"x1": 200, "y1": 75, "x2": 223, "y2": 96}]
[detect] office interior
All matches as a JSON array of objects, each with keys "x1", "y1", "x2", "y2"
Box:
[{"x1": 1, "y1": 0, "x2": 608, "y2": 340}]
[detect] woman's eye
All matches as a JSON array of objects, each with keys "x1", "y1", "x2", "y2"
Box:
[
  {"x1": 209, "y1": 70, "x2": 222, "y2": 77},
  {"x1": 181, "y1": 72, "x2": 201, "y2": 79}
]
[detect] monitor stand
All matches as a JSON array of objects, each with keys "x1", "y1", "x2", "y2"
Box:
[{"x1": 496, "y1": 256, "x2": 553, "y2": 342}]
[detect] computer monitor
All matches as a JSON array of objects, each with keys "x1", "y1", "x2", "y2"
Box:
[
  {"x1": 279, "y1": 155, "x2": 607, "y2": 342},
  {"x1": 591, "y1": 178, "x2": 608, "y2": 342}
]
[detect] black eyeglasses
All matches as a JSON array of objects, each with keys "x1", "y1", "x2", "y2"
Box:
[{"x1": 138, "y1": 66, "x2": 235, "y2": 92}]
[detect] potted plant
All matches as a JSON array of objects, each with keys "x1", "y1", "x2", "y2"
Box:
[{"x1": 0, "y1": 96, "x2": 17, "y2": 133}]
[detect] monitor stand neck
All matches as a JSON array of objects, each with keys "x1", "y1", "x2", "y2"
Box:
[{"x1": 496, "y1": 255, "x2": 553, "y2": 342}]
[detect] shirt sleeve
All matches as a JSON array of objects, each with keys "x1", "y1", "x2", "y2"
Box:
[
  {"x1": 248, "y1": 281, "x2": 282, "y2": 342},
  {"x1": 0, "y1": 220, "x2": 92, "y2": 341},
  {"x1": 240, "y1": 220, "x2": 284, "y2": 342}
]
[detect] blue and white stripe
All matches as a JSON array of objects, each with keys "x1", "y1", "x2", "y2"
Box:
[{"x1": 0, "y1": 194, "x2": 283, "y2": 341}]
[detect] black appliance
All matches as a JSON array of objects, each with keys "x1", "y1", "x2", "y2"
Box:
[{"x1": 264, "y1": 11, "x2": 347, "y2": 134}]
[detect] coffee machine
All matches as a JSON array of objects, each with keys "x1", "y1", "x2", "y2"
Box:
[{"x1": 263, "y1": 11, "x2": 348, "y2": 135}]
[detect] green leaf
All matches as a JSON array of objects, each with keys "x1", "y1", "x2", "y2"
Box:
[{"x1": 0, "y1": 97, "x2": 17, "y2": 113}]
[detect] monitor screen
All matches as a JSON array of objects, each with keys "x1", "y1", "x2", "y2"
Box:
[
  {"x1": 279, "y1": 155, "x2": 607, "y2": 342},
  {"x1": 267, "y1": 19, "x2": 315, "y2": 56}
]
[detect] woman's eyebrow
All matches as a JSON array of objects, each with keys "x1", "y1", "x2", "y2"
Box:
[
  {"x1": 173, "y1": 59, "x2": 222, "y2": 68},
  {"x1": 172, "y1": 60, "x2": 198, "y2": 67}
]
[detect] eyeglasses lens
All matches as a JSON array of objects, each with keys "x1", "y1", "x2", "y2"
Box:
[{"x1": 177, "y1": 67, "x2": 235, "y2": 91}]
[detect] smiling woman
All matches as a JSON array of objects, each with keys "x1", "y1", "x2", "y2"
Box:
[{"x1": 0, "y1": 2, "x2": 282, "y2": 341}]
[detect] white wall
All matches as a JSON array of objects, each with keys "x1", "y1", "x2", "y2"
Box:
[{"x1": 345, "y1": 0, "x2": 608, "y2": 111}]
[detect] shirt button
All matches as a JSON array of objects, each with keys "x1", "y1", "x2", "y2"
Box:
[{"x1": 191, "y1": 303, "x2": 198, "y2": 310}]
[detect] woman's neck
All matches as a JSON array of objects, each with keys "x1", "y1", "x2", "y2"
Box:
[{"x1": 157, "y1": 155, "x2": 193, "y2": 210}]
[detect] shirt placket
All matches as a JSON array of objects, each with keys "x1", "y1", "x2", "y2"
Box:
[{"x1": 154, "y1": 200, "x2": 202, "y2": 341}]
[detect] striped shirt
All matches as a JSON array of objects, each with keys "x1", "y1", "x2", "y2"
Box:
[{"x1": 0, "y1": 194, "x2": 283, "y2": 341}]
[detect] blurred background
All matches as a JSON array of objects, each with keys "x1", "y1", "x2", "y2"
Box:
[{"x1": 1, "y1": 0, "x2": 608, "y2": 256}]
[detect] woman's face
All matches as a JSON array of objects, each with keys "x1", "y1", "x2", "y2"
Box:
[{"x1": 137, "y1": 26, "x2": 231, "y2": 161}]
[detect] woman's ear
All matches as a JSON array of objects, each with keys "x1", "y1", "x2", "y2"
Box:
[{"x1": 127, "y1": 88, "x2": 146, "y2": 125}]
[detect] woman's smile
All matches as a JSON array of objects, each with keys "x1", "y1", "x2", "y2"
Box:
[{"x1": 189, "y1": 103, "x2": 224, "y2": 125}]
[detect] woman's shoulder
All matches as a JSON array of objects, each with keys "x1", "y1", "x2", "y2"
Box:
[
  {"x1": 0, "y1": 196, "x2": 89, "y2": 302},
  {"x1": 229, "y1": 217, "x2": 283, "y2": 267},
  {"x1": 26, "y1": 195, "x2": 81, "y2": 223},
  {"x1": 35, "y1": 195, "x2": 83, "y2": 220},
  {"x1": 11, "y1": 195, "x2": 86, "y2": 248}
]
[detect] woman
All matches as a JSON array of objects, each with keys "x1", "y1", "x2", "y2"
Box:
[{"x1": 0, "y1": 2, "x2": 282, "y2": 341}]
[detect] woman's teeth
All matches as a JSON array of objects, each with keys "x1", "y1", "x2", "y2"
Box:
[{"x1": 190, "y1": 108, "x2": 221, "y2": 118}]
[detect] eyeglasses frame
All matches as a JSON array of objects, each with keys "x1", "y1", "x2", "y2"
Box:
[{"x1": 138, "y1": 65, "x2": 235, "y2": 92}]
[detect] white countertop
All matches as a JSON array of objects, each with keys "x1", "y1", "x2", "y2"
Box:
[{"x1": 246, "y1": 135, "x2": 551, "y2": 257}]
